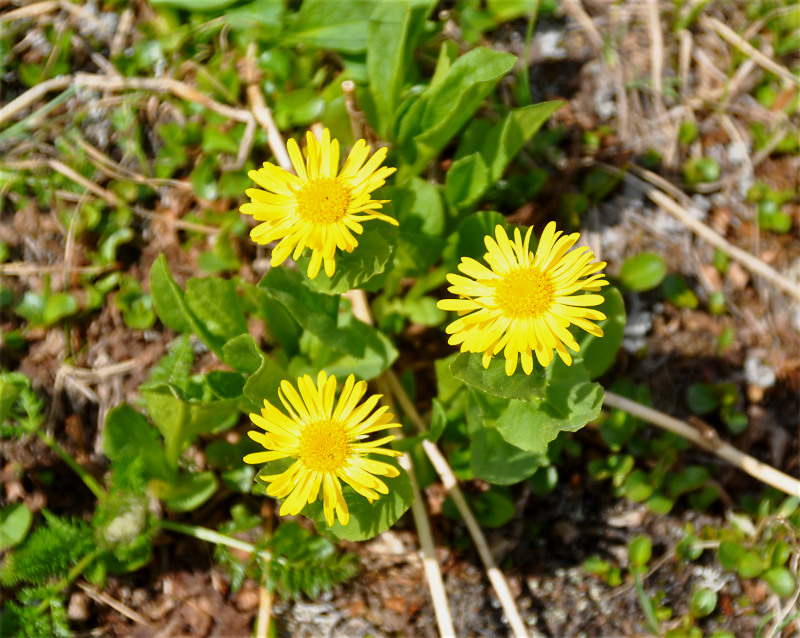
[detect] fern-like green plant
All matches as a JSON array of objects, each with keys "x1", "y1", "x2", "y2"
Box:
[
  {"x1": 0, "y1": 587, "x2": 70, "y2": 638},
  {"x1": 1, "y1": 511, "x2": 93, "y2": 587}
]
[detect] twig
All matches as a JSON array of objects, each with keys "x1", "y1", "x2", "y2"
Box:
[
  {"x1": 341, "y1": 80, "x2": 369, "y2": 143},
  {"x1": 603, "y1": 392, "x2": 800, "y2": 497},
  {"x1": 243, "y1": 42, "x2": 292, "y2": 172},
  {"x1": 346, "y1": 290, "x2": 456, "y2": 637},
  {"x1": 255, "y1": 586, "x2": 273, "y2": 638},
  {"x1": 77, "y1": 581, "x2": 153, "y2": 628},
  {"x1": 376, "y1": 376, "x2": 456, "y2": 637},
  {"x1": 383, "y1": 370, "x2": 529, "y2": 638},
  {"x1": 702, "y1": 16, "x2": 800, "y2": 89},
  {"x1": 595, "y1": 162, "x2": 800, "y2": 301},
  {"x1": 561, "y1": 0, "x2": 604, "y2": 52}
]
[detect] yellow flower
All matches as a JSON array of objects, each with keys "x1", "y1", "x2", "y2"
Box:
[
  {"x1": 244, "y1": 372, "x2": 402, "y2": 526},
  {"x1": 240, "y1": 128, "x2": 398, "y2": 279},
  {"x1": 438, "y1": 222, "x2": 608, "y2": 375}
]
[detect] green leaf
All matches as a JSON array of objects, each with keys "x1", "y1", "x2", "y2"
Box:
[
  {"x1": 628, "y1": 535, "x2": 652, "y2": 568},
  {"x1": 466, "y1": 392, "x2": 547, "y2": 484},
  {"x1": 737, "y1": 550, "x2": 766, "y2": 578},
  {"x1": 190, "y1": 154, "x2": 218, "y2": 200},
  {"x1": 390, "y1": 178, "x2": 447, "y2": 275},
  {"x1": 297, "y1": 223, "x2": 396, "y2": 294},
  {"x1": 669, "y1": 466, "x2": 710, "y2": 497},
  {"x1": 0, "y1": 504, "x2": 33, "y2": 551},
  {"x1": 450, "y1": 352, "x2": 547, "y2": 402},
  {"x1": 152, "y1": 471, "x2": 218, "y2": 512},
  {"x1": 283, "y1": 0, "x2": 380, "y2": 53},
  {"x1": 142, "y1": 386, "x2": 239, "y2": 469},
  {"x1": 184, "y1": 277, "x2": 248, "y2": 353},
  {"x1": 687, "y1": 383, "x2": 719, "y2": 415},
  {"x1": 367, "y1": 0, "x2": 432, "y2": 136},
  {"x1": 207, "y1": 371, "x2": 246, "y2": 400},
  {"x1": 41, "y1": 292, "x2": 78, "y2": 325},
  {"x1": 222, "y1": 334, "x2": 265, "y2": 375},
  {"x1": 718, "y1": 540, "x2": 746, "y2": 571},
  {"x1": 242, "y1": 352, "x2": 291, "y2": 412},
  {"x1": 619, "y1": 252, "x2": 667, "y2": 292},
  {"x1": 445, "y1": 152, "x2": 489, "y2": 209},
  {"x1": 103, "y1": 404, "x2": 171, "y2": 481},
  {"x1": 397, "y1": 47, "x2": 516, "y2": 174},
  {"x1": 472, "y1": 361, "x2": 603, "y2": 454},
  {"x1": 262, "y1": 456, "x2": 414, "y2": 542},
  {"x1": 624, "y1": 470, "x2": 653, "y2": 502},
  {"x1": 762, "y1": 566, "x2": 796, "y2": 598},
  {"x1": 571, "y1": 286, "x2": 625, "y2": 380},
  {"x1": 690, "y1": 588, "x2": 717, "y2": 618},
  {"x1": 442, "y1": 210, "x2": 509, "y2": 264},
  {"x1": 456, "y1": 101, "x2": 564, "y2": 183},
  {"x1": 241, "y1": 283, "x2": 303, "y2": 355},
  {"x1": 149, "y1": 254, "x2": 194, "y2": 333},
  {"x1": 662, "y1": 273, "x2": 698, "y2": 309},
  {"x1": 150, "y1": 0, "x2": 240, "y2": 9}
]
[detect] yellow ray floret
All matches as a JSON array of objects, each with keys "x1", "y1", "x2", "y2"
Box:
[
  {"x1": 437, "y1": 222, "x2": 609, "y2": 375},
  {"x1": 243, "y1": 372, "x2": 402, "y2": 526},
  {"x1": 240, "y1": 128, "x2": 398, "y2": 279}
]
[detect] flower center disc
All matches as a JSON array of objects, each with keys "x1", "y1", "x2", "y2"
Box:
[
  {"x1": 298, "y1": 420, "x2": 349, "y2": 473},
  {"x1": 295, "y1": 177, "x2": 351, "y2": 224},
  {"x1": 494, "y1": 266, "x2": 555, "y2": 319}
]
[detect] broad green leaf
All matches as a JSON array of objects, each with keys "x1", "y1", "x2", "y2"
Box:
[
  {"x1": 628, "y1": 535, "x2": 652, "y2": 567},
  {"x1": 466, "y1": 392, "x2": 546, "y2": 484},
  {"x1": 619, "y1": 252, "x2": 666, "y2": 292},
  {"x1": 103, "y1": 404, "x2": 171, "y2": 481},
  {"x1": 367, "y1": 0, "x2": 433, "y2": 136},
  {"x1": 718, "y1": 540, "x2": 746, "y2": 571},
  {"x1": 282, "y1": 0, "x2": 379, "y2": 53},
  {"x1": 738, "y1": 550, "x2": 766, "y2": 578},
  {"x1": 455, "y1": 102, "x2": 564, "y2": 183},
  {"x1": 151, "y1": 0, "x2": 239, "y2": 9},
  {"x1": 184, "y1": 277, "x2": 248, "y2": 353},
  {"x1": 571, "y1": 286, "x2": 626, "y2": 380},
  {"x1": 222, "y1": 334, "x2": 265, "y2": 374},
  {"x1": 299, "y1": 456, "x2": 414, "y2": 541},
  {"x1": 762, "y1": 567, "x2": 796, "y2": 598},
  {"x1": 152, "y1": 471, "x2": 218, "y2": 512},
  {"x1": 391, "y1": 178, "x2": 447, "y2": 275},
  {"x1": 292, "y1": 317, "x2": 398, "y2": 381},
  {"x1": 242, "y1": 352, "x2": 291, "y2": 412},
  {"x1": 397, "y1": 47, "x2": 516, "y2": 175},
  {"x1": 259, "y1": 268, "x2": 372, "y2": 357},
  {"x1": 207, "y1": 371, "x2": 246, "y2": 400},
  {"x1": 445, "y1": 152, "x2": 489, "y2": 209},
  {"x1": 241, "y1": 283, "x2": 302, "y2": 355},
  {"x1": 442, "y1": 210, "x2": 509, "y2": 264},
  {"x1": 690, "y1": 589, "x2": 718, "y2": 618},
  {"x1": 0, "y1": 503, "x2": 33, "y2": 551},
  {"x1": 473, "y1": 361, "x2": 603, "y2": 454},
  {"x1": 450, "y1": 353, "x2": 547, "y2": 401},
  {"x1": 442, "y1": 485, "x2": 515, "y2": 527},
  {"x1": 272, "y1": 89, "x2": 326, "y2": 129},
  {"x1": 297, "y1": 223, "x2": 397, "y2": 294},
  {"x1": 42, "y1": 292, "x2": 78, "y2": 325},
  {"x1": 142, "y1": 386, "x2": 239, "y2": 469},
  {"x1": 190, "y1": 154, "x2": 218, "y2": 201},
  {"x1": 149, "y1": 254, "x2": 194, "y2": 333}
]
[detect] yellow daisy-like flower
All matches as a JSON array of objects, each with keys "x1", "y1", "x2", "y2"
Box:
[
  {"x1": 243, "y1": 372, "x2": 402, "y2": 526},
  {"x1": 240, "y1": 128, "x2": 398, "y2": 279},
  {"x1": 438, "y1": 222, "x2": 609, "y2": 376}
]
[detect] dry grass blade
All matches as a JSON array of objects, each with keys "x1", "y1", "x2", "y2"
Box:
[
  {"x1": 702, "y1": 16, "x2": 800, "y2": 89},
  {"x1": 597, "y1": 162, "x2": 800, "y2": 302},
  {"x1": 604, "y1": 392, "x2": 800, "y2": 497}
]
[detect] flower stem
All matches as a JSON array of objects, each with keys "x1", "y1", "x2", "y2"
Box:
[
  {"x1": 35, "y1": 430, "x2": 105, "y2": 501},
  {"x1": 36, "y1": 550, "x2": 98, "y2": 614},
  {"x1": 158, "y1": 520, "x2": 273, "y2": 562}
]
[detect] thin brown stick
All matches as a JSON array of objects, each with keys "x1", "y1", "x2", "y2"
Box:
[
  {"x1": 596, "y1": 162, "x2": 800, "y2": 301},
  {"x1": 702, "y1": 16, "x2": 800, "y2": 89},
  {"x1": 77, "y1": 581, "x2": 153, "y2": 628},
  {"x1": 603, "y1": 392, "x2": 800, "y2": 497},
  {"x1": 255, "y1": 587, "x2": 272, "y2": 638},
  {"x1": 383, "y1": 370, "x2": 529, "y2": 638},
  {"x1": 243, "y1": 42, "x2": 292, "y2": 172}
]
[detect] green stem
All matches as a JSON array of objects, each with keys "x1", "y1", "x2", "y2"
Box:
[
  {"x1": 36, "y1": 431, "x2": 106, "y2": 501},
  {"x1": 159, "y1": 520, "x2": 273, "y2": 562},
  {"x1": 36, "y1": 550, "x2": 98, "y2": 614},
  {"x1": 516, "y1": 0, "x2": 540, "y2": 106}
]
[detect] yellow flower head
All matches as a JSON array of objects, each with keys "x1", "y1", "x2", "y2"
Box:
[
  {"x1": 438, "y1": 222, "x2": 608, "y2": 375},
  {"x1": 240, "y1": 129, "x2": 398, "y2": 279},
  {"x1": 244, "y1": 372, "x2": 402, "y2": 526}
]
